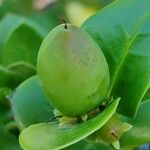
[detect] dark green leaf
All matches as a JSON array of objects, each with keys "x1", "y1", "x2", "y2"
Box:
[
  {"x1": 11, "y1": 76, "x2": 54, "y2": 129},
  {"x1": 26, "y1": 13, "x2": 58, "y2": 37},
  {"x1": 19, "y1": 99, "x2": 119, "y2": 150},
  {"x1": 0, "y1": 62, "x2": 36, "y2": 89},
  {"x1": 0, "y1": 125, "x2": 20, "y2": 150},
  {"x1": 99, "y1": 0, "x2": 114, "y2": 7},
  {"x1": 0, "y1": 65, "x2": 22, "y2": 89},
  {"x1": 0, "y1": 104, "x2": 10, "y2": 124},
  {"x1": 7, "y1": 61, "x2": 36, "y2": 80},
  {"x1": 82, "y1": 0, "x2": 150, "y2": 117},
  {"x1": 120, "y1": 100, "x2": 150, "y2": 147},
  {"x1": 142, "y1": 88, "x2": 150, "y2": 101},
  {"x1": 0, "y1": 14, "x2": 43, "y2": 66}
]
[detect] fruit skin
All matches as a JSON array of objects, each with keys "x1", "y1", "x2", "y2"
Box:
[{"x1": 37, "y1": 24, "x2": 110, "y2": 116}]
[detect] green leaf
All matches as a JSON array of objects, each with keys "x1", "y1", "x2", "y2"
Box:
[
  {"x1": 0, "y1": 103, "x2": 10, "y2": 124},
  {"x1": 142, "y1": 88, "x2": 150, "y2": 101},
  {"x1": 0, "y1": 62, "x2": 35, "y2": 89},
  {"x1": 63, "y1": 140, "x2": 112, "y2": 150},
  {"x1": 0, "y1": 14, "x2": 43, "y2": 66},
  {"x1": 11, "y1": 76, "x2": 54, "y2": 129},
  {"x1": 0, "y1": 125, "x2": 20, "y2": 150},
  {"x1": 26, "y1": 13, "x2": 58, "y2": 37},
  {"x1": 0, "y1": 0, "x2": 33, "y2": 17},
  {"x1": 19, "y1": 99, "x2": 119, "y2": 150},
  {"x1": 81, "y1": 0, "x2": 150, "y2": 117},
  {"x1": 99, "y1": 0, "x2": 114, "y2": 7},
  {"x1": 120, "y1": 100, "x2": 150, "y2": 147},
  {"x1": 7, "y1": 61, "x2": 36, "y2": 80},
  {"x1": 0, "y1": 65, "x2": 22, "y2": 89}
]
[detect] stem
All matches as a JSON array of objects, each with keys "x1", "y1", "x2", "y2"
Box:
[{"x1": 62, "y1": 19, "x2": 68, "y2": 29}]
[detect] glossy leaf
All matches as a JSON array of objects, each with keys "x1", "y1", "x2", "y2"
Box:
[
  {"x1": 19, "y1": 99, "x2": 119, "y2": 150},
  {"x1": 81, "y1": 0, "x2": 150, "y2": 117},
  {"x1": 0, "y1": 14, "x2": 43, "y2": 66},
  {"x1": 11, "y1": 76, "x2": 54, "y2": 129},
  {"x1": 120, "y1": 100, "x2": 150, "y2": 147}
]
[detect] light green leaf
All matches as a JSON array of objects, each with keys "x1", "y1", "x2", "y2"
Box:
[
  {"x1": 0, "y1": 14, "x2": 43, "y2": 66},
  {"x1": 11, "y1": 76, "x2": 54, "y2": 129},
  {"x1": 19, "y1": 99, "x2": 119, "y2": 150},
  {"x1": 82, "y1": 0, "x2": 150, "y2": 117},
  {"x1": 120, "y1": 100, "x2": 150, "y2": 147}
]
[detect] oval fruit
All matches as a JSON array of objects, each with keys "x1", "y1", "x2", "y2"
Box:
[{"x1": 37, "y1": 24, "x2": 110, "y2": 116}]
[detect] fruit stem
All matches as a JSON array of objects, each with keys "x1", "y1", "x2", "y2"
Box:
[
  {"x1": 111, "y1": 130, "x2": 118, "y2": 139},
  {"x1": 62, "y1": 19, "x2": 68, "y2": 29}
]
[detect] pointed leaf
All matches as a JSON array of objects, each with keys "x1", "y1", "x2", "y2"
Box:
[
  {"x1": 82, "y1": 0, "x2": 150, "y2": 117},
  {"x1": 19, "y1": 99, "x2": 119, "y2": 150}
]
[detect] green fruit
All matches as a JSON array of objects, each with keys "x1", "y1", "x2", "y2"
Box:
[{"x1": 37, "y1": 24, "x2": 110, "y2": 116}]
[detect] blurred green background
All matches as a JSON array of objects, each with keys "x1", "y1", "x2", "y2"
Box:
[{"x1": 0, "y1": 0, "x2": 114, "y2": 28}]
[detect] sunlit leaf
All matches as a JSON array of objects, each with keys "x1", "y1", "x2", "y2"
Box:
[
  {"x1": 19, "y1": 99, "x2": 119, "y2": 150},
  {"x1": 82, "y1": 0, "x2": 150, "y2": 117}
]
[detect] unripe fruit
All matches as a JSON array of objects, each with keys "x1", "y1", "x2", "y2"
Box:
[{"x1": 37, "y1": 24, "x2": 110, "y2": 116}]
